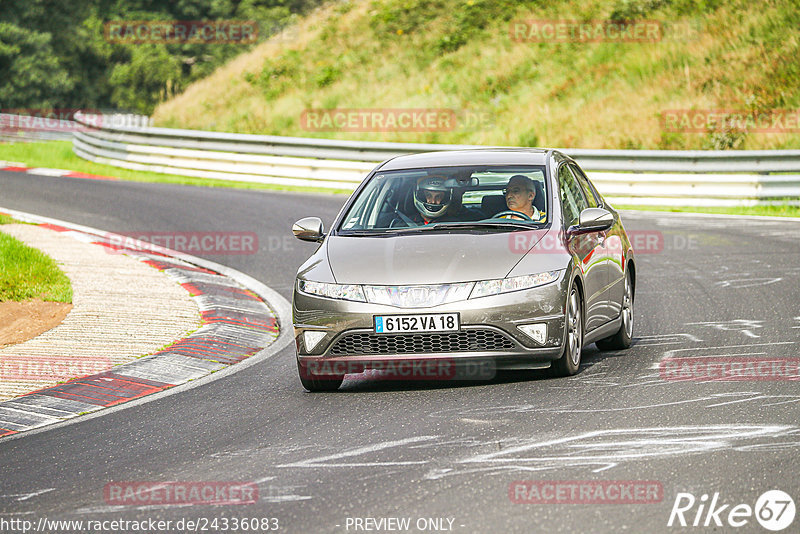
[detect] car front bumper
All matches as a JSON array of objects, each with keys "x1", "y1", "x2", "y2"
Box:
[{"x1": 292, "y1": 272, "x2": 570, "y2": 376}]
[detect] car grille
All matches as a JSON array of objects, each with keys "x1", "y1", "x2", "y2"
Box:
[{"x1": 329, "y1": 329, "x2": 517, "y2": 355}]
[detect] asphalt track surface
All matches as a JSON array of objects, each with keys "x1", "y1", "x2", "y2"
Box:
[{"x1": 1, "y1": 170, "x2": 799, "y2": 533}]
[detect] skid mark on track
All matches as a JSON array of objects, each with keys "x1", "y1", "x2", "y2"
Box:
[
  {"x1": 277, "y1": 436, "x2": 439, "y2": 468},
  {"x1": 427, "y1": 392, "x2": 800, "y2": 418},
  {"x1": 686, "y1": 320, "x2": 764, "y2": 338},
  {"x1": 272, "y1": 426, "x2": 797, "y2": 483},
  {"x1": 0, "y1": 488, "x2": 55, "y2": 502},
  {"x1": 715, "y1": 277, "x2": 782, "y2": 289},
  {"x1": 631, "y1": 333, "x2": 703, "y2": 347},
  {"x1": 424, "y1": 425, "x2": 795, "y2": 480}
]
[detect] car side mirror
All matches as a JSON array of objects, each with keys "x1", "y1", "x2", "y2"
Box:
[
  {"x1": 292, "y1": 217, "x2": 325, "y2": 242},
  {"x1": 568, "y1": 208, "x2": 613, "y2": 235}
]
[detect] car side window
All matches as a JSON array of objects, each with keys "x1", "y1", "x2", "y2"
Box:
[
  {"x1": 558, "y1": 163, "x2": 588, "y2": 227},
  {"x1": 569, "y1": 163, "x2": 601, "y2": 208}
]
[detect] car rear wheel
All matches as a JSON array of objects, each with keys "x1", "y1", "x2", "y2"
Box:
[
  {"x1": 552, "y1": 285, "x2": 583, "y2": 376},
  {"x1": 596, "y1": 269, "x2": 634, "y2": 351},
  {"x1": 297, "y1": 360, "x2": 344, "y2": 392}
]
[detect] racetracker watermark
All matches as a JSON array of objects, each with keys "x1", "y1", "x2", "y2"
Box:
[
  {"x1": 510, "y1": 19, "x2": 662, "y2": 43},
  {"x1": 299, "y1": 359, "x2": 496, "y2": 381},
  {"x1": 661, "y1": 109, "x2": 800, "y2": 133},
  {"x1": 0, "y1": 109, "x2": 102, "y2": 133},
  {"x1": 104, "y1": 481, "x2": 258, "y2": 506},
  {"x1": 300, "y1": 108, "x2": 493, "y2": 132},
  {"x1": 0, "y1": 356, "x2": 111, "y2": 381},
  {"x1": 509, "y1": 480, "x2": 663, "y2": 504},
  {"x1": 0, "y1": 517, "x2": 279, "y2": 532},
  {"x1": 508, "y1": 229, "x2": 697, "y2": 255},
  {"x1": 659, "y1": 357, "x2": 800, "y2": 381},
  {"x1": 104, "y1": 232, "x2": 260, "y2": 255},
  {"x1": 104, "y1": 20, "x2": 258, "y2": 44}
]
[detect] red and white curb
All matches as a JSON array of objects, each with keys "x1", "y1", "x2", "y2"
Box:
[
  {"x1": 0, "y1": 208, "x2": 292, "y2": 440},
  {"x1": 1, "y1": 161, "x2": 116, "y2": 181}
]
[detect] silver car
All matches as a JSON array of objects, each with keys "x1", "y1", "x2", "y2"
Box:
[{"x1": 292, "y1": 149, "x2": 635, "y2": 391}]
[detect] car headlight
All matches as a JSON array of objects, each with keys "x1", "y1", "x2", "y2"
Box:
[
  {"x1": 470, "y1": 271, "x2": 561, "y2": 299},
  {"x1": 298, "y1": 271, "x2": 561, "y2": 304},
  {"x1": 298, "y1": 280, "x2": 366, "y2": 302}
]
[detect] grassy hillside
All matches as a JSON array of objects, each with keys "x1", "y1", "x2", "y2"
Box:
[{"x1": 153, "y1": 0, "x2": 799, "y2": 150}]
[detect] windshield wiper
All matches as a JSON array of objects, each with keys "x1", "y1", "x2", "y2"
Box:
[
  {"x1": 424, "y1": 221, "x2": 537, "y2": 231},
  {"x1": 339, "y1": 221, "x2": 538, "y2": 236},
  {"x1": 338, "y1": 229, "x2": 398, "y2": 236}
]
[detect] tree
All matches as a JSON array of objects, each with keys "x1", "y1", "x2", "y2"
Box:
[{"x1": 0, "y1": 22, "x2": 73, "y2": 109}]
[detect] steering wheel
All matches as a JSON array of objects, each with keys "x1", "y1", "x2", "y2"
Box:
[
  {"x1": 389, "y1": 209, "x2": 418, "y2": 228},
  {"x1": 492, "y1": 210, "x2": 533, "y2": 221}
]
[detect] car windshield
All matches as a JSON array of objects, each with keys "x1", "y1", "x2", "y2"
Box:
[{"x1": 337, "y1": 165, "x2": 548, "y2": 233}]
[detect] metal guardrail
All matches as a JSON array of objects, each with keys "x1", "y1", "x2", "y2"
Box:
[
  {"x1": 71, "y1": 113, "x2": 800, "y2": 206},
  {"x1": 1, "y1": 112, "x2": 151, "y2": 143},
  {"x1": 0, "y1": 113, "x2": 76, "y2": 142}
]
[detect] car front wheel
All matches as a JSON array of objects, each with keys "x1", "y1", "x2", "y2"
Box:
[
  {"x1": 596, "y1": 269, "x2": 634, "y2": 351},
  {"x1": 552, "y1": 285, "x2": 583, "y2": 376}
]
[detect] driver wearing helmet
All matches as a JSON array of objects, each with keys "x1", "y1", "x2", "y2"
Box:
[{"x1": 412, "y1": 176, "x2": 453, "y2": 224}]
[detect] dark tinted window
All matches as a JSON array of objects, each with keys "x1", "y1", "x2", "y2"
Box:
[
  {"x1": 558, "y1": 163, "x2": 588, "y2": 226},
  {"x1": 569, "y1": 163, "x2": 602, "y2": 207}
]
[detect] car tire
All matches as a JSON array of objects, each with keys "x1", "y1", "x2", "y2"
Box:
[
  {"x1": 297, "y1": 360, "x2": 344, "y2": 392},
  {"x1": 552, "y1": 284, "x2": 583, "y2": 377},
  {"x1": 596, "y1": 269, "x2": 634, "y2": 351}
]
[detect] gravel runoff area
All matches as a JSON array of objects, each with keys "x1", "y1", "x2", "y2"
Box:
[{"x1": 0, "y1": 223, "x2": 201, "y2": 401}]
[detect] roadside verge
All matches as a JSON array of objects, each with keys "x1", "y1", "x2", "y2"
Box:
[{"x1": 0, "y1": 207, "x2": 292, "y2": 440}]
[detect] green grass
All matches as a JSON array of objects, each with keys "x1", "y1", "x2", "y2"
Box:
[
  {"x1": 0, "y1": 214, "x2": 16, "y2": 225},
  {"x1": 0, "y1": 231, "x2": 73, "y2": 302},
  {"x1": 153, "y1": 0, "x2": 800, "y2": 150},
  {"x1": 0, "y1": 141, "x2": 352, "y2": 195},
  {"x1": 616, "y1": 204, "x2": 800, "y2": 218}
]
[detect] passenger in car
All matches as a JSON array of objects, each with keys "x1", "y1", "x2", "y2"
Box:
[{"x1": 502, "y1": 175, "x2": 547, "y2": 222}]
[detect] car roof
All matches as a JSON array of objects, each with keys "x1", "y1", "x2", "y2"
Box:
[{"x1": 377, "y1": 148, "x2": 552, "y2": 171}]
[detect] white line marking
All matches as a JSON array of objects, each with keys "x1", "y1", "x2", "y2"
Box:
[
  {"x1": 421, "y1": 426, "x2": 796, "y2": 479},
  {"x1": 591, "y1": 463, "x2": 618, "y2": 473},
  {"x1": 26, "y1": 168, "x2": 70, "y2": 177},
  {"x1": 636, "y1": 333, "x2": 703, "y2": 343},
  {"x1": 685, "y1": 320, "x2": 764, "y2": 339},
  {"x1": 277, "y1": 436, "x2": 438, "y2": 468},
  {"x1": 461, "y1": 425, "x2": 791, "y2": 464},
  {"x1": 0, "y1": 488, "x2": 55, "y2": 501},
  {"x1": 716, "y1": 278, "x2": 782, "y2": 289}
]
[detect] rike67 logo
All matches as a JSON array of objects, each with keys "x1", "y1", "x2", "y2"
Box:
[{"x1": 668, "y1": 490, "x2": 795, "y2": 531}]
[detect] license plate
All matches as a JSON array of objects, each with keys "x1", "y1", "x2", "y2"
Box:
[{"x1": 374, "y1": 313, "x2": 460, "y2": 334}]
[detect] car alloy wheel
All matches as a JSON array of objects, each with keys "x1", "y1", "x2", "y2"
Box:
[
  {"x1": 553, "y1": 285, "x2": 583, "y2": 376},
  {"x1": 622, "y1": 272, "x2": 633, "y2": 340},
  {"x1": 596, "y1": 269, "x2": 634, "y2": 351},
  {"x1": 567, "y1": 288, "x2": 582, "y2": 367}
]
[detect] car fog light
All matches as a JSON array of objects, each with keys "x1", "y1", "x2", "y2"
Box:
[
  {"x1": 518, "y1": 323, "x2": 547, "y2": 345},
  {"x1": 303, "y1": 331, "x2": 327, "y2": 352}
]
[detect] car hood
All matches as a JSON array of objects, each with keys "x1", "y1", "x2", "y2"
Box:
[{"x1": 326, "y1": 230, "x2": 548, "y2": 285}]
